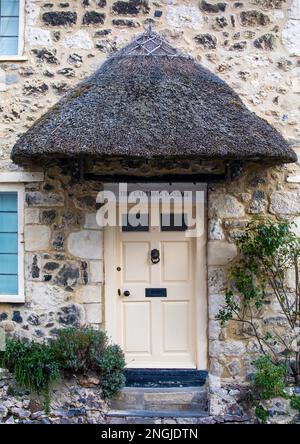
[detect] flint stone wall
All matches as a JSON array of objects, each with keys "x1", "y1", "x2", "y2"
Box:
[
  {"x1": 0, "y1": 165, "x2": 104, "y2": 339},
  {"x1": 0, "y1": 369, "x2": 108, "y2": 424},
  {"x1": 207, "y1": 160, "x2": 300, "y2": 416}
]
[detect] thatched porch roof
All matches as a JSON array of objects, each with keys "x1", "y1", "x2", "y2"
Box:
[{"x1": 11, "y1": 30, "x2": 296, "y2": 165}]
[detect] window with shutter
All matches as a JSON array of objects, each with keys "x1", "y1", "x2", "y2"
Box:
[
  {"x1": 0, "y1": 192, "x2": 18, "y2": 294},
  {"x1": 0, "y1": 186, "x2": 24, "y2": 303}
]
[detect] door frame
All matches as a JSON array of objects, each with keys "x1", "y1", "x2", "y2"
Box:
[{"x1": 103, "y1": 183, "x2": 208, "y2": 370}]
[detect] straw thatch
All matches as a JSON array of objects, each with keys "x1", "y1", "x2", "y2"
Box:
[{"x1": 11, "y1": 30, "x2": 296, "y2": 165}]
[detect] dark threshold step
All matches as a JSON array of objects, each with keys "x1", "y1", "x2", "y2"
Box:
[{"x1": 124, "y1": 369, "x2": 208, "y2": 388}]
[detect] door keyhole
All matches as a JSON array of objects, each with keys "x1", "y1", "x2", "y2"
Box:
[{"x1": 151, "y1": 248, "x2": 160, "y2": 264}]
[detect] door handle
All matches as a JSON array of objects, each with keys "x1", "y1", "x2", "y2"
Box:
[{"x1": 123, "y1": 290, "x2": 130, "y2": 297}]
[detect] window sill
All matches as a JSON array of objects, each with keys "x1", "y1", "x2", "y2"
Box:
[
  {"x1": 0, "y1": 56, "x2": 28, "y2": 62},
  {"x1": 0, "y1": 171, "x2": 44, "y2": 182},
  {"x1": 0, "y1": 295, "x2": 25, "y2": 303}
]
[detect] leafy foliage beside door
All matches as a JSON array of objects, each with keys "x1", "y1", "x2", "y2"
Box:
[{"x1": 217, "y1": 218, "x2": 300, "y2": 383}]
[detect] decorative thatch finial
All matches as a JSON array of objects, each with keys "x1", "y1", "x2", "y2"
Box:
[
  {"x1": 143, "y1": 21, "x2": 153, "y2": 35},
  {"x1": 116, "y1": 26, "x2": 182, "y2": 58}
]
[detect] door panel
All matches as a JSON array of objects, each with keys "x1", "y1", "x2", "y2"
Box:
[
  {"x1": 162, "y1": 301, "x2": 189, "y2": 353},
  {"x1": 122, "y1": 302, "x2": 151, "y2": 354},
  {"x1": 122, "y1": 241, "x2": 150, "y2": 283},
  {"x1": 162, "y1": 241, "x2": 189, "y2": 282},
  {"x1": 117, "y1": 218, "x2": 196, "y2": 368}
]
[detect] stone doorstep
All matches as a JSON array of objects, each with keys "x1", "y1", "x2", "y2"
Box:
[
  {"x1": 106, "y1": 409, "x2": 208, "y2": 418},
  {"x1": 110, "y1": 386, "x2": 208, "y2": 413},
  {"x1": 106, "y1": 412, "x2": 253, "y2": 425}
]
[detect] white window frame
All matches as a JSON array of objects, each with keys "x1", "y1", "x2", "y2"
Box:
[
  {"x1": 0, "y1": 184, "x2": 24, "y2": 303},
  {"x1": 0, "y1": 0, "x2": 27, "y2": 62}
]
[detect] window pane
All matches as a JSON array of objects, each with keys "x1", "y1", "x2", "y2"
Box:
[
  {"x1": 0, "y1": 16, "x2": 19, "y2": 36},
  {"x1": 0, "y1": 35, "x2": 18, "y2": 54},
  {"x1": 0, "y1": 212, "x2": 18, "y2": 232},
  {"x1": 0, "y1": 192, "x2": 17, "y2": 211},
  {"x1": 0, "y1": 233, "x2": 18, "y2": 253},
  {"x1": 0, "y1": 254, "x2": 18, "y2": 274},
  {"x1": 121, "y1": 213, "x2": 149, "y2": 232},
  {"x1": 1, "y1": 0, "x2": 20, "y2": 16},
  {"x1": 0, "y1": 274, "x2": 18, "y2": 294},
  {"x1": 161, "y1": 213, "x2": 188, "y2": 232}
]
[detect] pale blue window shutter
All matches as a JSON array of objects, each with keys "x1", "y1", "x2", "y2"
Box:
[
  {"x1": 0, "y1": 1, "x2": 20, "y2": 56},
  {"x1": 0, "y1": 192, "x2": 18, "y2": 295}
]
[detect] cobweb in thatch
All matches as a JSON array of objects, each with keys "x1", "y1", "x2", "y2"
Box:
[{"x1": 113, "y1": 27, "x2": 188, "y2": 58}]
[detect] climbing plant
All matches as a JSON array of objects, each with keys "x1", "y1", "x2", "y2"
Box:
[{"x1": 217, "y1": 218, "x2": 300, "y2": 383}]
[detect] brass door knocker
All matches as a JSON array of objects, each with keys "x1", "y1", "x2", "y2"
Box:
[{"x1": 151, "y1": 248, "x2": 160, "y2": 264}]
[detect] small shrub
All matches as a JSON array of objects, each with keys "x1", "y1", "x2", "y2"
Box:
[
  {"x1": 0, "y1": 338, "x2": 60, "y2": 413},
  {"x1": 98, "y1": 344, "x2": 126, "y2": 398},
  {"x1": 50, "y1": 327, "x2": 107, "y2": 373},
  {"x1": 51, "y1": 327, "x2": 126, "y2": 398},
  {"x1": 253, "y1": 355, "x2": 287, "y2": 400},
  {"x1": 290, "y1": 396, "x2": 300, "y2": 412},
  {"x1": 0, "y1": 328, "x2": 126, "y2": 410}
]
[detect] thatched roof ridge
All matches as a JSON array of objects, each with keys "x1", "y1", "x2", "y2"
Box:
[{"x1": 11, "y1": 30, "x2": 296, "y2": 165}]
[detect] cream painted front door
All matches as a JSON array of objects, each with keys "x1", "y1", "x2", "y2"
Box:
[{"x1": 116, "y1": 215, "x2": 196, "y2": 368}]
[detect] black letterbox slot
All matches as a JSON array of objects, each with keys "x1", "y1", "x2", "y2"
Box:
[{"x1": 145, "y1": 288, "x2": 167, "y2": 298}]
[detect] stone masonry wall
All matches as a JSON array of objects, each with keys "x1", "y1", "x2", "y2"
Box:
[
  {"x1": 207, "y1": 160, "x2": 300, "y2": 416},
  {"x1": 0, "y1": 0, "x2": 300, "y2": 420},
  {"x1": 0, "y1": 164, "x2": 103, "y2": 338},
  {"x1": 0, "y1": 369, "x2": 108, "y2": 424}
]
